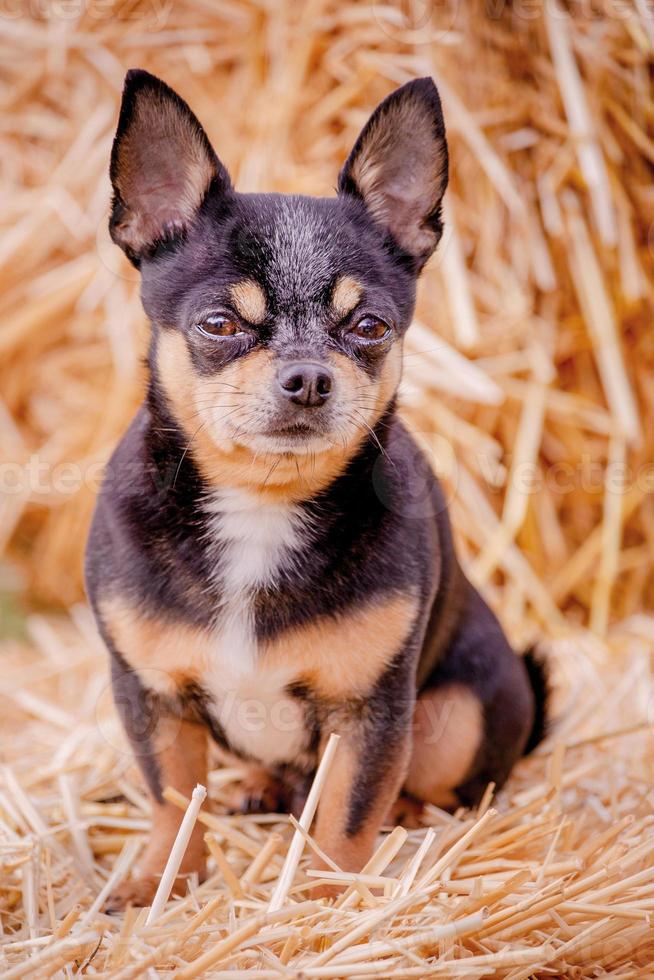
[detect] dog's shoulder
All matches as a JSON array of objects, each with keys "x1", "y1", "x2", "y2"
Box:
[{"x1": 85, "y1": 403, "x2": 212, "y2": 614}]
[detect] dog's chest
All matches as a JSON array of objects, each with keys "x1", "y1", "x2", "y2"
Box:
[{"x1": 201, "y1": 490, "x2": 307, "y2": 763}]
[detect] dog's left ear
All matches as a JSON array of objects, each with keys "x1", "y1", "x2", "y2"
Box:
[{"x1": 338, "y1": 78, "x2": 448, "y2": 270}]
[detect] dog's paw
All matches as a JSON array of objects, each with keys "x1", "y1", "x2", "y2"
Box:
[
  {"x1": 308, "y1": 880, "x2": 341, "y2": 901},
  {"x1": 226, "y1": 768, "x2": 290, "y2": 815},
  {"x1": 386, "y1": 793, "x2": 425, "y2": 829},
  {"x1": 104, "y1": 875, "x2": 160, "y2": 913}
]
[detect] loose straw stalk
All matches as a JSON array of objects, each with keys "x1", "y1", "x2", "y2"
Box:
[
  {"x1": 145, "y1": 784, "x2": 207, "y2": 924},
  {"x1": 268, "y1": 732, "x2": 340, "y2": 912}
]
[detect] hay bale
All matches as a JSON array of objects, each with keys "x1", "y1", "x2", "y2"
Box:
[
  {"x1": 1, "y1": 0, "x2": 654, "y2": 973},
  {"x1": 0, "y1": 0, "x2": 652, "y2": 622}
]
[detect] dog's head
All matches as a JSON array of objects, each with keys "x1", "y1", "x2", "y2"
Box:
[{"x1": 110, "y1": 70, "x2": 448, "y2": 491}]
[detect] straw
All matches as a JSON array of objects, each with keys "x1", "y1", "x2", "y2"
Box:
[
  {"x1": 145, "y1": 783, "x2": 207, "y2": 924},
  {"x1": 268, "y1": 733, "x2": 340, "y2": 912}
]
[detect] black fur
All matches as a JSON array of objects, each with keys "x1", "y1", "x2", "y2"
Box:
[
  {"x1": 110, "y1": 651, "x2": 165, "y2": 802},
  {"x1": 521, "y1": 647, "x2": 550, "y2": 754}
]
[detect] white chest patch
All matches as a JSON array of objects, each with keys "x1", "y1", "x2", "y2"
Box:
[{"x1": 202, "y1": 488, "x2": 308, "y2": 763}]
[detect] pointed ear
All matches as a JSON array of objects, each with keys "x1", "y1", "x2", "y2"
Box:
[
  {"x1": 338, "y1": 78, "x2": 448, "y2": 270},
  {"x1": 109, "y1": 69, "x2": 231, "y2": 265}
]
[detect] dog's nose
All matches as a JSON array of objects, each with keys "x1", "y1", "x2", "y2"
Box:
[{"x1": 277, "y1": 361, "x2": 333, "y2": 407}]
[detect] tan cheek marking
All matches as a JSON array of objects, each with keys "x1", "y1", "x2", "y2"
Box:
[
  {"x1": 156, "y1": 331, "x2": 400, "y2": 502},
  {"x1": 376, "y1": 342, "x2": 402, "y2": 413},
  {"x1": 157, "y1": 332, "x2": 282, "y2": 486},
  {"x1": 229, "y1": 280, "x2": 267, "y2": 325},
  {"x1": 329, "y1": 348, "x2": 367, "y2": 390},
  {"x1": 156, "y1": 329, "x2": 196, "y2": 406},
  {"x1": 404, "y1": 684, "x2": 483, "y2": 806},
  {"x1": 156, "y1": 331, "x2": 364, "y2": 500},
  {"x1": 264, "y1": 593, "x2": 418, "y2": 700},
  {"x1": 223, "y1": 344, "x2": 277, "y2": 394},
  {"x1": 157, "y1": 330, "x2": 277, "y2": 429},
  {"x1": 331, "y1": 275, "x2": 363, "y2": 319},
  {"x1": 99, "y1": 595, "x2": 213, "y2": 696},
  {"x1": 330, "y1": 340, "x2": 402, "y2": 430}
]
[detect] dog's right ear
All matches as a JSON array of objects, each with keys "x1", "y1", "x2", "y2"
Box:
[{"x1": 109, "y1": 69, "x2": 230, "y2": 266}]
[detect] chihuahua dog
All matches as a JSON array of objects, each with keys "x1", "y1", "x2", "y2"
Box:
[{"x1": 86, "y1": 69, "x2": 547, "y2": 909}]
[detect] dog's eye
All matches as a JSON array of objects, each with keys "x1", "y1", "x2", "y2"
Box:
[
  {"x1": 196, "y1": 315, "x2": 243, "y2": 338},
  {"x1": 350, "y1": 316, "x2": 390, "y2": 342}
]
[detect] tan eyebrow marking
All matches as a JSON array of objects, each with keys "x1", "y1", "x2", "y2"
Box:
[
  {"x1": 229, "y1": 280, "x2": 267, "y2": 324},
  {"x1": 331, "y1": 275, "x2": 363, "y2": 319}
]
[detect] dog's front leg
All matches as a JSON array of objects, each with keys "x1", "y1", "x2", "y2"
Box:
[
  {"x1": 105, "y1": 657, "x2": 208, "y2": 912},
  {"x1": 310, "y1": 701, "x2": 412, "y2": 896}
]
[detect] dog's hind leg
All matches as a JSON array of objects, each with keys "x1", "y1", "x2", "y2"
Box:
[
  {"x1": 405, "y1": 584, "x2": 538, "y2": 812},
  {"x1": 403, "y1": 683, "x2": 484, "y2": 809}
]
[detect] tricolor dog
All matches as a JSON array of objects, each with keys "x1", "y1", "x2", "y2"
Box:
[{"x1": 86, "y1": 69, "x2": 547, "y2": 909}]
